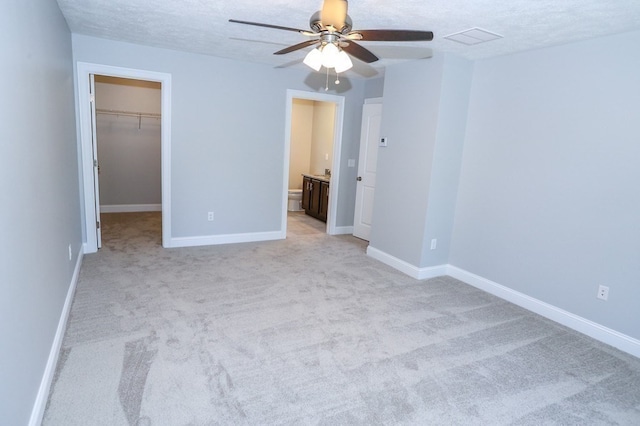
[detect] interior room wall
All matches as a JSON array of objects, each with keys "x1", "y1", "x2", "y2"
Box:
[
  {"x1": 420, "y1": 55, "x2": 473, "y2": 267},
  {"x1": 0, "y1": 0, "x2": 81, "y2": 424},
  {"x1": 72, "y1": 34, "x2": 368, "y2": 235},
  {"x1": 364, "y1": 77, "x2": 384, "y2": 98},
  {"x1": 95, "y1": 77, "x2": 162, "y2": 210},
  {"x1": 289, "y1": 99, "x2": 313, "y2": 189},
  {"x1": 450, "y1": 30, "x2": 640, "y2": 340},
  {"x1": 309, "y1": 101, "x2": 336, "y2": 175},
  {"x1": 369, "y1": 54, "x2": 472, "y2": 270}
]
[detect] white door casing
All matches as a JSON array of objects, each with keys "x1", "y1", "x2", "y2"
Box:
[
  {"x1": 89, "y1": 74, "x2": 102, "y2": 248},
  {"x1": 353, "y1": 102, "x2": 382, "y2": 241},
  {"x1": 77, "y1": 62, "x2": 172, "y2": 253}
]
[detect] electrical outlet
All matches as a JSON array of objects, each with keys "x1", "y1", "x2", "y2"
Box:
[
  {"x1": 207, "y1": 212, "x2": 214, "y2": 221},
  {"x1": 68, "y1": 244, "x2": 72, "y2": 261},
  {"x1": 597, "y1": 285, "x2": 609, "y2": 301},
  {"x1": 430, "y1": 239, "x2": 437, "y2": 250}
]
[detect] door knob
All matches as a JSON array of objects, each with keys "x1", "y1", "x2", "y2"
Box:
[{"x1": 356, "y1": 176, "x2": 362, "y2": 181}]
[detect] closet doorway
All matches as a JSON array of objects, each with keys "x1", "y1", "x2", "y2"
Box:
[
  {"x1": 94, "y1": 76, "x2": 162, "y2": 246},
  {"x1": 95, "y1": 76, "x2": 161, "y2": 214},
  {"x1": 77, "y1": 62, "x2": 172, "y2": 253}
]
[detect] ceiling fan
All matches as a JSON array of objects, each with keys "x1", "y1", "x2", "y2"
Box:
[{"x1": 229, "y1": 0, "x2": 433, "y2": 74}]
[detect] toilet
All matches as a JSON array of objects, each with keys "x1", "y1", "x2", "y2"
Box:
[{"x1": 287, "y1": 189, "x2": 303, "y2": 211}]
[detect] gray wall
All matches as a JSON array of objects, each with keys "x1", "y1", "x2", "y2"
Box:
[
  {"x1": 450, "y1": 30, "x2": 640, "y2": 339},
  {"x1": 95, "y1": 81, "x2": 162, "y2": 207},
  {"x1": 72, "y1": 35, "x2": 366, "y2": 236},
  {"x1": 421, "y1": 55, "x2": 473, "y2": 266},
  {"x1": 369, "y1": 58, "x2": 442, "y2": 265},
  {"x1": 0, "y1": 0, "x2": 81, "y2": 424},
  {"x1": 369, "y1": 54, "x2": 472, "y2": 267},
  {"x1": 364, "y1": 77, "x2": 384, "y2": 99}
]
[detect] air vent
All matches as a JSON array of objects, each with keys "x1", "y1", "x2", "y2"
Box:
[{"x1": 444, "y1": 28, "x2": 503, "y2": 45}]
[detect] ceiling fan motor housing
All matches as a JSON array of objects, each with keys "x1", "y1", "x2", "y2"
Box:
[{"x1": 309, "y1": 11, "x2": 353, "y2": 34}]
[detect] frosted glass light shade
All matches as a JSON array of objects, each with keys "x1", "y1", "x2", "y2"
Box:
[
  {"x1": 321, "y1": 43, "x2": 339, "y2": 68},
  {"x1": 303, "y1": 43, "x2": 353, "y2": 73},
  {"x1": 334, "y1": 50, "x2": 353, "y2": 73},
  {"x1": 303, "y1": 48, "x2": 323, "y2": 71}
]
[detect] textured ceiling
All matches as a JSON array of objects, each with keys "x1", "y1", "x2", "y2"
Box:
[{"x1": 56, "y1": 0, "x2": 640, "y2": 78}]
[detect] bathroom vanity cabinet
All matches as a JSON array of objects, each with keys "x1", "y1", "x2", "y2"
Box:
[{"x1": 302, "y1": 175, "x2": 329, "y2": 222}]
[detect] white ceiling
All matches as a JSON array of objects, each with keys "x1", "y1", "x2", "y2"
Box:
[{"x1": 56, "y1": 0, "x2": 640, "y2": 78}]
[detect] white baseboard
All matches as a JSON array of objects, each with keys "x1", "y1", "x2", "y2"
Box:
[
  {"x1": 100, "y1": 204, "x2": 161, "y2": 213},
  {"x1": 446, "y1": 265, "x2": 640, "y2": 358},
  {"x1": 29, "y1": 246, "x2": 84, "y2": 426},
  {"x1": 169, "y1": 230, "x2": 285, "y2": 248},
  {"x1": 362, "y1": 247, "x2": 640, "y2": 358},
  {"x1": 366, "y1": 246, "x2": 448, "y2": 280}
]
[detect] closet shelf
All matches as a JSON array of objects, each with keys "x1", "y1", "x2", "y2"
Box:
[{"x1": 96, "y1": 108, "x2": 161, "y2": 119}]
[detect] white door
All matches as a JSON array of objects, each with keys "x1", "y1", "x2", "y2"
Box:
[
  {"x1": 89, "y1": 74, "x2": 102, "y2": 248},
  {"x1": 353, "y1": 102, "x2": 382, "y2": 241}
]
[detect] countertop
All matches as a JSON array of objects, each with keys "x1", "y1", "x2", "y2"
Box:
[{"x1": 302, "y1": 173, "x2": 330, "y2": 183}]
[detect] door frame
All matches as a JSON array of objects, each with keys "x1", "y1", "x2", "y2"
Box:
[
  {"x1": 282, "y1": 90, "x2": 345, "y2": 235},
  {"x1": 76, "y1": 62, "x2": 172, "y2": 253}
]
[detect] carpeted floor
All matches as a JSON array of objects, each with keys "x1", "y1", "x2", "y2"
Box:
[{"x1": 43, "y1": 212, "x2": 640, "y2": 425}]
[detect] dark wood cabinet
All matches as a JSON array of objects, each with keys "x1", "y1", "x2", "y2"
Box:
[
  {"x1": 301, "y1": 175, "x2": 329, "y2": 222},
  {"x1": 318, "y1": 181, "x2": 329, "y2": 222},
  {"x1": 309, "y1": 179, "x2": 321, "y2": 217},
  {"x1": 302, "y1": 175, "x2": 312, "y2": 213}
]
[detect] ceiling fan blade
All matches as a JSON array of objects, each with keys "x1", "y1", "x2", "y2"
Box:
[
  {"x1": 274, "y1": 39, "x2": 319, "y2": 55},
  {"x1": 351, "y1": 29, "x2": 434, "y2": 42},
  {"x1": 321, "y1": 0, "x2": 348, "y2": 31},
  {"x1": 342, "y1": 41, "x2": 378, "y2": 63},
  {"x1": 229, "y1": 19, "x2": 307, "y2": 34}
]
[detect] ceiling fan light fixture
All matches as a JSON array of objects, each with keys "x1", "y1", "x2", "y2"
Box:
[
  {"x1": 320, "y1": 42, "x2": 340, "y2": 68},
  {"x1": 334, "y1": 49, "x2": 353, "y2": 73},
  {"x1": 304, "y1": 42, "x2": 353, "y2": 73},
  {"x1": 303, "y1": 47, "x2": 323, "y2": 71}
]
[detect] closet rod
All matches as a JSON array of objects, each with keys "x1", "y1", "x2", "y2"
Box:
[{"x1": 96, "y1": 108, "x2": 161, "y2": 119}]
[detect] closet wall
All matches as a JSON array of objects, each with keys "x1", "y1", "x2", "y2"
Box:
[{"x1": 95, "y1": 76, "x2": 161, "y2": 212}]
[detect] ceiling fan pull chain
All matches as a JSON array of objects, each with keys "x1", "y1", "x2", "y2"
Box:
[
  {"x1": 335, "y1": 69, "x2": 340, "y2": 85},
  {"x1": 325, "y1": 67, "x2": 329, "y2": 91}
]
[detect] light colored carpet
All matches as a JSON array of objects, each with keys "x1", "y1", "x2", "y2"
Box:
[{"x1": 44, "y1": 212, "x2": 640, "y2": 425}]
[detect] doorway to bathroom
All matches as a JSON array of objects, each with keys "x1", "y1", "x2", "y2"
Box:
[{"x1": 282, "y1": 90, "x2": 345, "y2": 237}]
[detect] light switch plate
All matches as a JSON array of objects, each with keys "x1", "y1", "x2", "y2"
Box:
[{"x1": 379, "y1": 137, "x2": 388, "y2": 147}]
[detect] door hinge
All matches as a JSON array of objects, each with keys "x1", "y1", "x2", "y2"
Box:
[
  {"x1": 89, "y1": 94, "x2": 95, "y2": 103},
  {"x1": 96, "y1": 221, "x2": 100, "y2": 229},
  {"x1": 94, "y1": 159, "x2": 98, "y2": 167}
]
